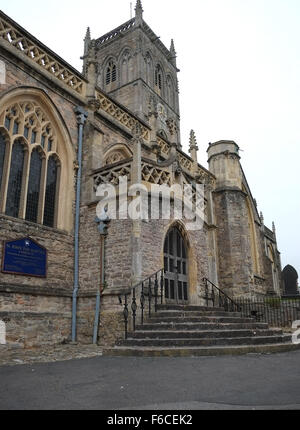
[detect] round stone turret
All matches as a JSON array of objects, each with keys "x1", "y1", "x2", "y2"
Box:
[{"x1": 207, "y1": 140, "x2": 242, "y2": 190}]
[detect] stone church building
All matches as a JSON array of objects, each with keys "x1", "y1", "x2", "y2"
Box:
[{"x1": 0, "y1": 2, "x2": 283, "y2": 349}]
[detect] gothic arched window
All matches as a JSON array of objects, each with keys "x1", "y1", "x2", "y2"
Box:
[
  {"x1": 5, "y1": 139, "x2": 26, "y2": 218},
  {"x1": 106, "y1": 61, "x2": 117, "y2": 86},
  {"x1": 0, "y1": 99, "x2": 61, "y2": 228},
  {"x1": 144, "y1": 53, "x2": 153, "y2": 86},
  {"x1": 0, "y1": 132, "x2": 6, "y2": 192},
  {"x1": 166, "y1": 76, "x2": 175, "y2": 108},
  {"x1": 43, "y1": 156, "x2": 59, "y2": 227},
  {"x1": 25, "y1": 148, "x2": 43, "y2": 223},
  {"x1": 121, "y1": 51, "x2": 134, "y2": 84}
]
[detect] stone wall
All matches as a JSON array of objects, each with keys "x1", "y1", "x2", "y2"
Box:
[
  {"x1": 0, "y1": 215, "x2": 74, "y2": 290},
  {"x1": 105, "y1": 218, "x2": 133, "y2": 290},
  {"x1": 0, "y1": 285, "x2": 97, "y2": 348},
  {"x1": 213, "y1": 190, "x2": 253, "y2": 297}
]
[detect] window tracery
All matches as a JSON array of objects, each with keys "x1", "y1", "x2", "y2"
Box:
[{"x1": 0, "y1": 100, "x2": 60, "y2": 228}]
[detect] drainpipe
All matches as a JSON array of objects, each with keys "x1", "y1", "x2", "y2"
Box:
[
  {"x1": 71, "y1": 106, "x2": 88, "y2": 343},
  {"x1": 93, "y1": 208, "x2": 110, "y2": 344}
]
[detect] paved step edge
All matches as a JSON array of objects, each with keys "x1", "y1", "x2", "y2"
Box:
[
  {"x1": 136, "y1": 323, "x2": 270, "y2": 330},
  {"x1": 118, "y1": 335, "x2": 291, "y2": 347},
  {"x1": 156, "y1": 306, "x2": 225, "y2": 312},
  {"x1": 151, "y1": 317, "x2": 256, "y2": 323},
  {"x1": 153, "y1": 312, "x2": 242, "y2": 317},
  {"x1": 129, "y1": 329, "x2": 282, "y2": 339},
  {"x1": 103, "y1": 343, "x2": 300, "y2": 357}
]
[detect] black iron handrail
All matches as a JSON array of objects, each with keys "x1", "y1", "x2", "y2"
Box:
[
  {"x1": 203, "y1": 278, "x2": 241, "y2": 312},
  {"x1": 119, "y1": 269, "x2": 164, "y2": 340}
]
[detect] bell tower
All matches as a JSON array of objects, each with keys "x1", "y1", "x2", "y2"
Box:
[{"x1": 83, "y1": 0, "x2": 181, "y2": 146}]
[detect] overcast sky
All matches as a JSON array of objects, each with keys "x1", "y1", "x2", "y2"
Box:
[{"x1": 2, "y1": 0, "x2": 299, "y2": 275}]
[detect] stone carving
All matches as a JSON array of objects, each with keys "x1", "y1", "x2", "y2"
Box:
[
  {"x1": 157, "y1": 136, "x2": 171, "y2": 157},
  {"x1": 177, "y1": 153, "x2": 192, "y2": 171},
  {"x1": 141, "y1": 163, "x2": 171, "y2": 186},
  {"x1": 166, "y1": 118, "x2": 177, "y2": 136},
  {"x1": 96, "y1": 90, "x2": 150, "y2": 141},
  {"x1": 105, "y1": 151, "x2": 127, "y2": 166},
  {"x1": 94, "y1": 161, "x2": 132, "y2": 189}
]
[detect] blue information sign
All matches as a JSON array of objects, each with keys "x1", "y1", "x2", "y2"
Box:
[{"x1": 2, "y1": 238, "x2": 47, "y2": 278}]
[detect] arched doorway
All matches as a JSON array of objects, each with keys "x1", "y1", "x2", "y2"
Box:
[{"x1": 164, "y1": 226, "x2": 189, "y2": 304}]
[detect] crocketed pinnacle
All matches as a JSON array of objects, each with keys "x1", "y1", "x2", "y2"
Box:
[
  {"x1": 189, "y1": 130, "x2": 199, "y2": 151},
  {"x1": 85, "y1": 27, "x2": 91, "y2": 41},
  {"x1": 135, "y1": 0, "x2": 144, "y2": 16},
  {"x1": 170, "y1": 39, "x2": 176, "y2": 56}
]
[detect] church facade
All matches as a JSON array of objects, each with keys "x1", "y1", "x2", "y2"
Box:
[{"x1": 0, "y1": 2, "x2": 282, "y2": 348}]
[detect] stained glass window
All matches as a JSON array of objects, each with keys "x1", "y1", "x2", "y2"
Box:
[
  {"x1": 5, "y1": 139, "x2": 25, "y2": 218},
  {"x1": 2, "y1": 100, "x2": 61, "y2": 228},
  {"x1": 43, "y1": 156, "x2": 58, "y2": 227},
  {"x1": 24, "y1": 126, "x2": 29, "y2": 139},
  {"x1": 5, "y1": 117, "x2": 11, "y2": 131},
  {"x1": 0, "y1": 132, "x2": 6, "y2": 191},
  {"x1": 25, "y1": 149, "x2": 42, "y2": 223},
  {"x1": 41, "y1": 135, "x2": 46, "y2": 148},
  {"x1": 31, "y1": 130, "x2": 37, "y2": 144},
  {"x1": 13, "y1": 121, "x2": 19, "y2": 135}
]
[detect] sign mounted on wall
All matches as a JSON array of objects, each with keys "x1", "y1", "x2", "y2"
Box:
[{"x1": 1, "y1": 238, "x2": 47, "y2": 278}]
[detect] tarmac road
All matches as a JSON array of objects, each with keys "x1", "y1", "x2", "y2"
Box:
[{"x1": 0, "y1": 350, "x2": 300, "y2": 410}]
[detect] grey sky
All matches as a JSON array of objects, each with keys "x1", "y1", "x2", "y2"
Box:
[{"x1": 2, "y1": 0, "x2": 299, "y2": 274}]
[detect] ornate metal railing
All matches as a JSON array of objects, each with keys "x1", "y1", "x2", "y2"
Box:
[
  {"x1": 203, "y1": 278, "x2": 241, "y2": 312},
  {"x1": 119, "y1": 269, "x2": 164, "y2": 340},
  {"x1": 234, "y1": 296, "x2": 300, "y2": 328}
]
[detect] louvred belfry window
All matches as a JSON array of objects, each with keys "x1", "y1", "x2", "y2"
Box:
[
  {"x1": 106, "y1": 61, "x2": 117, "y2": 86},
  {"x1": 0, "y1": 100, "x2": 60, "y2": 228},
  {"x1": 155, "y1": 65, "x2": 163, "y2": 95}
]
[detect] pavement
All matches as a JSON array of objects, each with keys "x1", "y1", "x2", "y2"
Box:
[
  {"x1": 1, "y1": 347, "x2": 300, "y2": 410},
  {"x1": 0, "y1": 344, "x2": 103, "y2": 367}
]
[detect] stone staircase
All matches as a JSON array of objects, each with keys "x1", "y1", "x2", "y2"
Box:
[{"x1": 103, "y1": 304, "x2": 300, "y2": 357}]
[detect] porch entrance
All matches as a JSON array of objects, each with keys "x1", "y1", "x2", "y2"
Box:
[{"x1": 164, "y1": 227, "x2": 189, "y2": 304}]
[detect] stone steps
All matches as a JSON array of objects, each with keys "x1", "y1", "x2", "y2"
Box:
[
  {"x1": 152, "y1": 311, "x2": 242, "y2": 318},
  {"x1": 157, "y1": 305, "x2": 225, "y2": 312},
  {"x1": 103, "y1": 304, "x2": 298, "y2": 357},
  {"x1": 152, "y1": 316, "x2": 256, "y2": 323},
  {"x1": 137, "y1": 322, "x2": 270, "y2": 331},
  {"x1": 129, "y1": 329, "x2": 283, "y2": 340},
  {"x1": 118, "y1": 334, "x2": 291, "y2": 348},
  {"x1": 103, "y1": 343, "x2": 300, "y2": 357}
]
